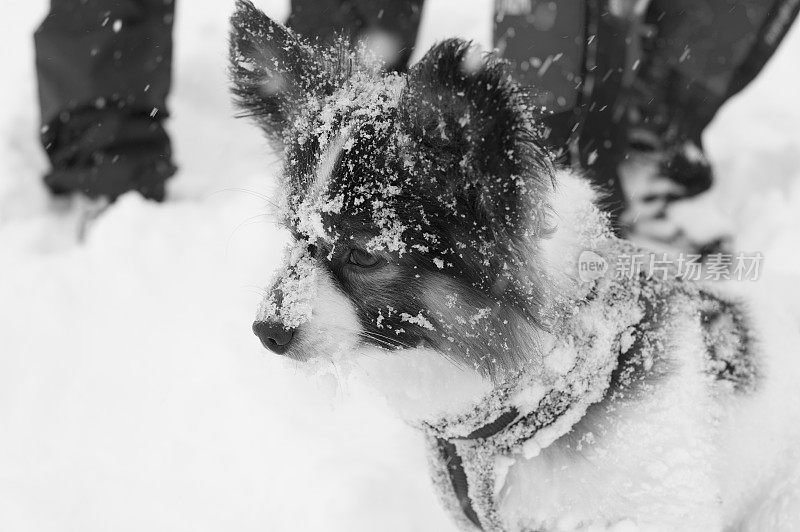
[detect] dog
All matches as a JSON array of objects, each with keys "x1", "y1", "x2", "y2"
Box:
[{"x1": 229, "y1": 2, "x2": 800, "y2": 530}]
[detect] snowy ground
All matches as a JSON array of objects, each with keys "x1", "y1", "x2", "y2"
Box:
[{"x1": 1, "y1": 2, "x2": 800, "y2": 531}]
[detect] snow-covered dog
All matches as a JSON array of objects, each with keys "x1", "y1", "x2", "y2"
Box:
[{"x1": 229, "y1": 2, "x2": 800, "y2": 530}]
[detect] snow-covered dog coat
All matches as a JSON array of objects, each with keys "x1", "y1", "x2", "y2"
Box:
[{"x1": 422, "y1": 238, "x2": 758, "y2": 531}]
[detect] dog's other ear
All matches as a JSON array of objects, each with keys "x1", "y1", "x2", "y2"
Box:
[
  {"x1": 229, "y1": 0, "x2": 330, "y2": 147},
  {"x1": 400, "y1": 39, "x2": 552, "y2": 237}
]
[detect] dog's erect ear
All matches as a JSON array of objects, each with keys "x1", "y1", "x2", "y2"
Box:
[
  {"x1": 400, "y1": 40, "x2": 551, "y2": 236},
  {"x1": 229, "y1": 0, "x2": 330, "y2": 146}
]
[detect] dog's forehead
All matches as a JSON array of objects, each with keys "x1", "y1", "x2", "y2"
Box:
[
  {"x1": 282, "y1": 74, "x2": 420, "y2": 251},
  {"x1": 296, "y1": 73, "x2": 404, "y2": 157}
]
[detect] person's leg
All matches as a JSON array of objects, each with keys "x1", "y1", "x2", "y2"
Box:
[
  {"x1": 34, "y1": 0, "x2": 176, "y2": 201},
  {"x1": 495, "y1": 0, "x2": 641, "y2": 226},
  {"x1": 641, "y1": 0, "x2": 800, "y2": 146},
  {"x1": 287, "y1": 0, "x2": 424, "y2": 73},
  {"x1": 619, "y1": 0, "x2": 800, "y2": 252}
]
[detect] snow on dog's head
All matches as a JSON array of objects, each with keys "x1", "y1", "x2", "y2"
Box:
[{"x1": 230, "y1": 1, "x2": 558, "y2": 388}]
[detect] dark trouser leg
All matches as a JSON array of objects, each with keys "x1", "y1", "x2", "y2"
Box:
[
  {"x1": 623, "y1": 0, "x2": 800, "y2": 202},
  {"x1": 287, "y1": 0, "x2": 424, "y2": 73},
  {"x1": 34, "y1": 0, "x2": 176, "y2": 201},
  {"x1": 495, "y1": 0, "x2": 635, "y2": 227},
  {"x1": 643, "y1": 0, "x2": 800, "y2": 146}
]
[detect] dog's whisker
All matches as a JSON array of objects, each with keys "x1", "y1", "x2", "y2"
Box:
[
  {"x1": 243, "y1": 288, "x2": 268, "y2": 299},
  {"x1": 364, "y1": 333, "x2": 464, "y2": 372},
  {"x1": 359, "y1": 331, "x2": 415, "y2": 350},
  {"x1": 357, "y1": 332, "x2": 401, "y2": 350},
  {"x1": 242, "y1": 284, "x2": 270, "y2": 298},
  {"x1": 362, "y1": 330, "x2": 415, "y2": 348},
  {"x1": 207, "y1": 187, "x2": 280, "y2": 208},
  {"x1": 226, "y1": 213, "x2": 288, "y2": 252}
]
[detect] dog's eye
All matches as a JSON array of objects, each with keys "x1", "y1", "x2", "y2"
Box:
[{"x1": 348, "y1": 248, "x2": 381, "y2": 268}]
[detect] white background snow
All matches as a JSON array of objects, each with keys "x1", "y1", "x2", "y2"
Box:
[{"x1": 1, "y1": 1, "x2": 799, "y2": 531}]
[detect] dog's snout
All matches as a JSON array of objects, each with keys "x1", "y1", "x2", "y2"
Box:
[{"x1": 252, "y1": 320, "x2": 295, "y2": 354}]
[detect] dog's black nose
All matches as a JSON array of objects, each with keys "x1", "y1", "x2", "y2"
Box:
[{"x1": 252, "y1": 320, "x2": 295, "y2": 354}]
